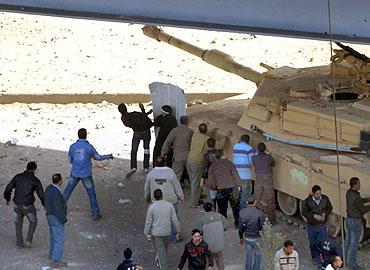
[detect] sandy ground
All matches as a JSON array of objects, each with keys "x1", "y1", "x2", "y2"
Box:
[{"x1": 1, "y1": 12, "x2": 370, "y2": 99}]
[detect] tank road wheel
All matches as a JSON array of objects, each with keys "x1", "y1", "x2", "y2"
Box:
[
  {"x1": 277, "y1": 191, "x2": 298, "y2": 216},
  {"x1": 299, "y1": 200, "x2": 307, "y2": 223},
  {"x1": 327, "y1": 213, "x2": 342, "y2": 234}
]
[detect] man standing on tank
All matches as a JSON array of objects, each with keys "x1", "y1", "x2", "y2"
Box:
[
  {"x1": 301, "y1": 185, "x2": 333, "y2": 265},
  {"x1": 344, "y1": 177, "x2": 370, "y2": 270},
  {"x1": 118, "y1": 102, "x2": 153, "y2": 178},
  {"x1": 251, "y1": 142, "x2": 276, "y2": 224},
  {"x1": 153, "y1": 105, "x2": 177, "y2": 167}
]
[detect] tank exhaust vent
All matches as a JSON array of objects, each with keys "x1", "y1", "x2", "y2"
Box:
[{"x1": 330, "y1": 92, "x2": 359, "y2": 101}]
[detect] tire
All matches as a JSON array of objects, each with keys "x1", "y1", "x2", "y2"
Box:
[{"x1": 277, "y1": 190, "x2": 298, "y2": 216}]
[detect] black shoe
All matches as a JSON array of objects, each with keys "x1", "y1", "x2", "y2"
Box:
[
  {"x1": 125, "y1": 168, "x2": 137, "y2": 179},
  {"x1": 92, "y1": 214, "x2": 102, "y2": 221},
  {"x1": 51, "y1": 261, "x2": 68, "y2": 268}
]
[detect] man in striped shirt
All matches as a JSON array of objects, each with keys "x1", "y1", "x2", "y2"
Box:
[{"x1": 233, "y1": 135, "x2": 255, "y2": 208}]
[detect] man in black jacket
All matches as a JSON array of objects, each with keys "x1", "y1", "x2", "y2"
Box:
[
  {"x1": 153, "y1": 105, "x2": 177, "y2": 167},
  {"x1": 117, "y1": 248, "x2": 142, "y2": 270},
  {"x1": 118, "y1": 102, "x2": 153, "y2": 178},
  {"x1": 238, "y1": 196, "x2": 264, "y2": 270},
  {"x1": 301, "y1": 185, "x2": 333, "y2": 263},
  {"x1": 178, "y1": 229, "x2": 213, "y2": 270},
  {"x1": 45, "y1": 173, "x2": 68, "y2": 268},
  {"x1": 4, "y1": 161, "x2": 44, "y2": 248},
  {"x1": 344, "y1": 177, "x2": 370, "y2": 270}
]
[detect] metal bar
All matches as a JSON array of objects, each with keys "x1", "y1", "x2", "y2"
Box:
[{"x1": 1, "y1": 1, "x2": 370, "y2": 44}]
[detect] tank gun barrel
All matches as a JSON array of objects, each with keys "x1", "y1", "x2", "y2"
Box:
[{"x1": 142, "y1": 26, "x2": 262, "y2": 84}]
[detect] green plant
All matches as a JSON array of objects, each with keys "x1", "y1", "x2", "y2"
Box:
[{"x1": 257, "y1": 219, "x2": 286, "y2": 270}]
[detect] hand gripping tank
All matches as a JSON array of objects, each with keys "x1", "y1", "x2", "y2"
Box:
[{"x1": 143, "y1": 26, "x2": 370, "y2": 241}]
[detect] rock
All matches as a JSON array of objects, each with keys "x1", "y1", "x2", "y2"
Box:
[{"x1": 118, "y1": 199, "x2": 133, "y2": 205}]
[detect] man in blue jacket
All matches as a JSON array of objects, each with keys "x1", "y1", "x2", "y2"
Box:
[
  {"x1": 315, "y1": 224, "x2": 342, "y2": 269},
  {"x1": 45, "y1": 173, "x2": 68, "y2": 268},
  {"x1": 64, "y1": 128, "x2": 113, "y2": 220}
]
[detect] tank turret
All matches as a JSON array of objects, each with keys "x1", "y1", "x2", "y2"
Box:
[{"x1": 143, "y1": 26, "x2": 370, "y2": 153}]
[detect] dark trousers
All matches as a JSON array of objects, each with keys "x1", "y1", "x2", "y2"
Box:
[
  {"x1": 216, "y1": 187, "x2": 240, "y2": 226},
  {"x1": 14, "y1": 204, "x2": 37, "y2": 246},
  {"x1": 307, "y1": 224, "x2": 327, "y2": 259},
  {"x1": 131, "y1": 130, "x2": 151, "y2": 169}
]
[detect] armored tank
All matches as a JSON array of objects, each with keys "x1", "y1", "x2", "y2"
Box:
[{"x1": 142, "y1": 26, "x2": 370, "y2": 240}]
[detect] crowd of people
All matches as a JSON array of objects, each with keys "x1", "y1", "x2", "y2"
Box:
[{"x1": 3, "y1": 102, "x2": 370, "y2": 270}]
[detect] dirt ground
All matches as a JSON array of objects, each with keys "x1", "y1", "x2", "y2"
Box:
[{"x1": 0, "y1": 103, "x2": 370, "y2": 270}]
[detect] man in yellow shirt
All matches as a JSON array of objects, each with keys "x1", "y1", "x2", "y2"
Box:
[{"x1": 187, "y1": 124, "x2": 227, "y2": 207}]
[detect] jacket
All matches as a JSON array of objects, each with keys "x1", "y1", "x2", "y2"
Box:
[
  {"x1": 4, "y1": 170, "x2": 44, "y2": 206},
  {"x1": 238, "y1": 205, "x2": 265, "y2": 239},
  {"x1": 314, "y1": 235, "x2": 342, "y2": 268},
  {"x1": 178, "y1": 240, "x2": 214, "y2": 270},
  {"x1": 117, "y1": 258, "x2": 138, "y2": 270},
  {"x1": 196, "y1": 211, "x2": 229, "y2": 253},
  {"x1": 202, "y1": 148, "x2": 223, "y2": 179},
  {"x1": 252, "y1": 152, "x2": 275, "y2": 176},
  {"x1": 154, "y1": 114, "x2": 177, "y2": 146},
  {"x1": 161, "y1": 125, "x2": 194, "y2": 162},
  {"x1": 144, "y1": 200, "x2": 180, "y2": 237},
  {"x1": 207, "y1": 158, "x2": 242, "y2": 190},
  {"x1": 274, "y1": 248, "x2": 299, "y2": 270},
  {"x1": 121, "y1": 108, "x2": 153, "y2": 132},
  {"x1": 68, "y1": 139, "x2": 111, "y2": 177},
  {"x1": 346, "y1": 188, "x2": 370, "y2": 219},
  {"x1": 233, "y1": 141, "x2": 255, "y2": 181},
  {"x1": 45, "y1": 184, "x2": 68, "y2": 224},
  {"x1": 144, "y1": 166, "x2": 184, "y2": 204},
  {"x1": 301, "y1": 194, "x2": 333, "y2": 226}
]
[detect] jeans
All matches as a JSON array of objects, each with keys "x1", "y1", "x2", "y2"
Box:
[
  {"x1": 47, "y1": 215, "x2": 65, "y2": 262},
  {"x1": 153, "y1": 235, "x2": 170, "y2": 270},
  {"x1": 307, "y1": 224, "x2": 327, "y2": 259},
  {"x1": 187, "y1": 160, "x2": 203, "y2": 207},
  {"x1": 240, "y1": 180, "x2": 253, "y2": 208},
  {"x1": 131, "y1": 130, "x2": 151, "y2": 169},
  {"x1": 14, "y1": 204, "x2": 37, "y2": 246},
  {"x1": 244, "y1": 238, "x2": 261, "y2": 270},
  {"x1": 171, "y1": 203, "x2": 179, "y2": 242},
  {"x1": 344, "y1": 218, "x2": 362, "y2": 268},
  {"x1": 63, "y1": 175, "x2": 100, "y2": 218},
  {"x1": 216, "y1": 187, "x2": 240, "y2": 227}
]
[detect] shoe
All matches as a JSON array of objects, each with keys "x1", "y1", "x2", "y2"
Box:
[
  {"x1": 51, "y1": 261, "x2": 68, "y2": 268},
  {"x1": 24, "y1": 241, "x2": 32, "y2": 248},
  {"x1": 92, "y1": 214, "x2": 102, "y2": 221},
  {"x1": 16, "y1": 244, "x2": 25, "y2": 249},
  {"x1": 125, "y1": 168, "x2": 137, "y2": 179},
  {"x1": 155, "y1": 255, "x2": 160, "y2": 269},
  {"x1": 144, "y1": 168, "x2": 150, "y2": 174}
]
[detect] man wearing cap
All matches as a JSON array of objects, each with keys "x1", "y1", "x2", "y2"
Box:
[
  {"x1": 118, "y1": 103, "x2": 153, "y2": 178},
  {"x1": 161, "y1": 116, "x2": 194, "y2": 183},
  {"x1": 153, "y1": 105, "x2": 178, "y2": 167}
]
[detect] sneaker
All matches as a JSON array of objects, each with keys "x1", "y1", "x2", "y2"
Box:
[
  {"x1": 125, "y1": 168, "x2": 137, "y2": 179},
  {"x1": 144, "y1": 168, "x2": 150, "y2": 174},
  {"x1": 24, "y1": 241, "x2": 32, "y2": 248},
  {"x1": 155, "y1": 255, "x2": 160, "y2": 269},
  {"x1": 51, "y1": 261, "x2": 68, "y2": 268},
  {"x1": 92, "y1": 214, "x2": 102, "y2": 221}
]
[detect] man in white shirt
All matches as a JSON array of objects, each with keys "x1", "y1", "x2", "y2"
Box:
[
  {"x1": 325, "y1": 256, "x2": 342, "y2": 270},
  {"x1": 274, "y1": 240, "x2": 299, "y2": 270},
  {"x1": 144, "y1": 156, "x2": 184, "y2": 243}
]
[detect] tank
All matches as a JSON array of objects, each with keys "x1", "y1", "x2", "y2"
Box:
[{"x1": 142, "y1": 26, "x2": 370, "y2": 240}]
